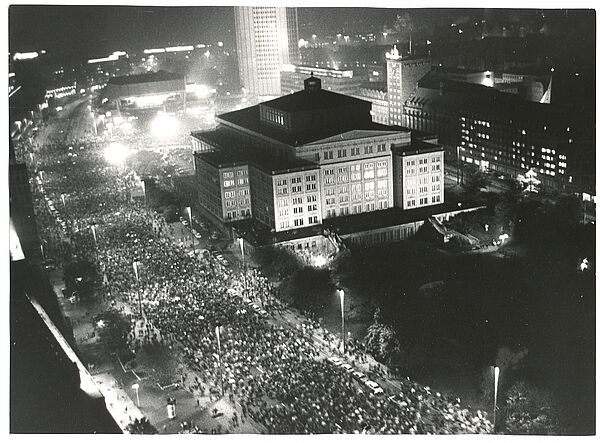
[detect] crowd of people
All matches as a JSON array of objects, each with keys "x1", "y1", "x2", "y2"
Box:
[{"x1": 18, "y1": 107, "x2": 494, "y2": 435}]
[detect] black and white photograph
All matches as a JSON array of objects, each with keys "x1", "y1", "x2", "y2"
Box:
[{"x1": 7, "y1": 1, "x2": 596, "y2": 436}]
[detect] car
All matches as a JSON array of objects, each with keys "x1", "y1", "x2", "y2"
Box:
[
  {"x1": 364, "y1": 380, "x2": 384, "y2": 395},
  {"x1": 328, "y1": 356, "x2": 343, "y2": 366},
  {"x1": 341, "y1": 363, "x2": 353, "y2": 373},
  {"x1": 200, "y1": 222, "x2": 206, "y2": 229},
  {"x1": 194, "y1": 232, "x2": 202, "y2": 239},
  {"x1": 179, "y1": 216, "x2": 186, "y2": 223},
  {"x1": 388, "y1": 395, "x2": 408, "y2": 408},
  {"x1": 259, "y1": 309, "x2": 268, "y2": 316},
  {"x1": 352, "y1": 371, "x2": 368, "y2": 382},
  {"x1": 182, "y1": 220, "x2": 189, "y2": 226}
]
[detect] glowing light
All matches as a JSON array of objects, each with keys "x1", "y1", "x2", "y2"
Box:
[
  {"x1": 217, "y1": 41, "x2": 223, "y2": 47},
  {"x1": 104, "y1": 142, "x2": 130, "y2": 165},
  {"x1": 313, "y1": 255, "x2": 328, "y2": 268},
  {"x1": 165, "y1": 45, "x2": 194, "y2": 52},
  {"x1": 144, "y1": 48, "x2": 165, "y2": 54},
  {"x1": 13, "y1": 52, "x2": 39, "y2": 61},
  {"x1": 579, "y1": 258, "x2": 589, "y2": 272},
  {"x1": 150, "y1": 113, "x2": 178, "y2": 138}
]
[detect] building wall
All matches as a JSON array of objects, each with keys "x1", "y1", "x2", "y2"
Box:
[
  {"x1": 220, "y1": 165, "x2": 252, "y2": 221},
  {"x1": 394, "y1": 150, "x2": 445, "y2": 209},
  {"x1": 272, "y1": 169, "x2": 322, "y2": 231},
  {"x1": 280, "y1": 68, "x2": 360, "y2": 96},
  {"x1": 248, "y1": 166, "x2": 276, "y2": 228},
  {"x1": 235, "y1": 6, "x2": 297, "y2": 97},
  {"x1": 387, "y1": 55, "x2": 431, "y2": 126},
  {"x1": 351, "y1": 87, "x2": 389, "y2": 125},
  {"x1": 195, "y1": 156, "x2": 223, "y2": 220}
]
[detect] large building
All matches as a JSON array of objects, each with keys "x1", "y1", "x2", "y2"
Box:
[
  {"x1": 402, "y1": 71, "x2": 595, "y2": 194},
  {"x1": 192, "y1": 76, "x2": 445, "y2": 251},
  {"x1": 386, "y1": 46, "x2": 431, "y2": 126},
  {"x1": 234, "y1": 6, "x2": 299, "y2": 98},
  {"x1": 102, "y1": 70, "x2": 186, "y2": 113},
  {"x1": 280, "y1": 65, "x2": 362, "y2": 96}
]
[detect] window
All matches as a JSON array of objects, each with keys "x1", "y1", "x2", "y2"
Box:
[
  {"x1": 306, "y1": 183, "x2": 317, "y2": 191},
  {"x1": 294, "y1": 218, "x2": 304, "y2": 227},
  {"x1": 291, "y1": 176, "x2": 302, "y2": 184},
  {"x1": 308, "y1": 216, "x2": 319, "y2": 224},
  {"x1": 223, "y1": 171, "x2": 234, "y2": 179},
  {"x1": 276, "y1": 179, "x2": 288, "y2": 186},
  {"x1": 307, "y1": 194, "x2": 317, "y2": 203},
  {"x1": 291, "y1": 185, "x2": 302, "y2": 193},
  {"x1": 293, "y1": 206, "x2": 303, "y2": 214},
  {"x1": 238, "y1": 178, "x2": 248, "y2": 186},
  {"x1": 364, "y1": 145, "x2": 373, "y2": 154},
  {"x1": 292, "y1": 197, "x2": 303, "y2": 205},
  {"x1": 376, "y1": 143, "x2": 386, "y2": 152},
  {"x1": 223, "y1": 179, "x2": 235, "y2": 188},
  {"x1": 324, "y1": 151, "x2": 334, "y2": 160},
  {"x1": 337, "y1": 149, "x2": 347, "y2": 158},
  {"x1": 224, "y1": 191, "x2": 235, "y2": 199}
]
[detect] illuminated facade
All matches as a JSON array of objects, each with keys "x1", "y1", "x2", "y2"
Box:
[
  {"x1": 280, "y1": 65, "x2": 361, "y2": 96},
  {"x1": 386, "y1": 46, "x2": 431, "y2": 126},
  {"x1": 403, "y1": 73, "x2": 594, "y2": 193},
  {"x1": 234, "y1": 6, "x2": 299, "y2": 97},
  {"x1": 192, "y1": 76, "x2": 445, "y2": 235}
]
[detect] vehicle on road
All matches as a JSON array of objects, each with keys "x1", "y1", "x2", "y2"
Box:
[
  {"x1": 341, "y1": 363, "x2": 353, "y2": 373},
  {"x1": 328, "y1": 356, "x2": 343, "y2": 367},
  {"x1": 352, "y1": 371, "x2": 368, "y2": 382},
  {"x1": 364, "y1": 380, "x2": 384, "y2": 395},
  {"x1": 194, "y1": 232, "x2": 202, "y2": 239}
]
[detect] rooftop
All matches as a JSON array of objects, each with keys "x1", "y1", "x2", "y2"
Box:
[
  {"x1": 323, "y1": 200, "x2": 485, "y2": 236},
  {"x1": 264, "y1": 86, "x2": 369, "y2": 113},
  {"x1": 107, "y1": 70, "x2": 184, "y2": 86}
]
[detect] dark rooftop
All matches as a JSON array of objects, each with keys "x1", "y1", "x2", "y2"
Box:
[
  {"x1": 107, "y1": 70, "x2": 184, "y2": 86},
  {"x1": 323, "y1": 200, "x2": 485, "y2": 236},
  {"x1": 194, "y1": 129, "x2": 318, "y2": 174},
  {"x1": 264, "y1": 87, "x2": 370, "y2": 113},
  {"x1": 218, "y1": 105, "x2": 401, "y2": 146}
]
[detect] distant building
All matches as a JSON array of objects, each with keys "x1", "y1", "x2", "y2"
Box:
[
  {"x1": 386, "y1": 46, "x2": 431, "y2": 126},
  {"x1": 280, "y1": 65, "x2": 361, "y2": 96},
  {"x1": 351, "y1": 86, "x2": 389, "y2": 125},
  {"x1": 234, "y1": 6, "x2": 299, "y2": 97},
  {"x1": 192, "y1": 75, "x2": 449, "y2": 253},
  {"x1": 402, "y1": 72, "x2": 594, "y2": 194},
  {"x1": 102, "y1": 70, "x2": 186, "y2": 113}
]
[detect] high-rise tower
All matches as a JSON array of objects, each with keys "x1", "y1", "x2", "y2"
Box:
[
  {"x1": 234, "y1": 6, "x2": 299, "y2": 98},
  {"x1": 386, "y1": 45, "x2": 431, "y2": 126}
]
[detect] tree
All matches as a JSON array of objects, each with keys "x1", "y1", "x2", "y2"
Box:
[
  {"x1": 462, "y1": 164, "x2": 490, "y2": 194},
  {"x1": 126, "y1": 417, "x2": 158, "y2": 434},
  {"x1": 363, "y1": 308, "x2": 401, "y2": 364},
  {"x1": 553, "y1": 194, "x2": 583, "y2": 225},
  {"x1": 504, "y1": 381, "x2": 562, "y2": 435}
]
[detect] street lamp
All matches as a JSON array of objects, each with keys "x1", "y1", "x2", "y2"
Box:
[
  {"x1": 186, "y1": 206, "x2": 194, "y2": 253},
  {"x1": 338, "y1": 289, "x2": 345, "y2": 354},
  {"x1": 133, "y1": 261, "x2": 143, "y2": 318},
  {"x1": 493, "y1": 366, "x2": 500, "y2": 431},
  {"x1": 215, "y1": 325, "x2": 225, "y2": 397},
  {"x1": 132, "y1": 383, "x2": 140, "y2": 407}
]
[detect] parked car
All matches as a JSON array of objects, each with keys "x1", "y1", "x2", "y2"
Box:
[
  {"x1": 364, "y1": 380, "x2": 384, "y2": 395},
  {"x1": 352, "y1": 371, "x2": 368, "y2": 382},
  {"x1": 328, "y1": 357, "x2": 343, "y2": 367},
  {"x1": 341, "y1": 363, "x2": 353, "y2": 373}
]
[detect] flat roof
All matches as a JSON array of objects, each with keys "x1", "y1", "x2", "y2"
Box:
[
  {"x1": 107, "y1": 70, "x2": 184, "y2": 86},
  {"x1": 264, "y1": 88, "x2": 369, "y2": 112},
  {"x1": 218, "y1": 105, "x2": 403, "y2": 146},
  {"x1": 323, "y1": 200, "x2": 485, "y2": 236}
]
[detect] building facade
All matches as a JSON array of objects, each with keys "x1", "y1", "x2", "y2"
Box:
[
  {"x1": 192, "y1": 75, "x2": 446, "y2": 241},
  {"x1": 386, "y1": 46, "x2": 431, "y2": 126},
  {"x1": 402, "y1": 72, "x2": 594, "y2": 193},
  {"x1": 234, "y1": 6, "x2": 299, "y2": 97},
  {"x1": 281, "y1": 65, "x2": 361, "y2": 96},
  {"x1": 351, "y1": 87, "x2": 389, "y2": 125}
]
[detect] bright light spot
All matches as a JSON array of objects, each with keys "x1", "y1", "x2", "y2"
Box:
[
  {"x1": 96, "y1": 320, "x2": 105, "y2": 328},
  {"x1": 499, "y1": 234, "x2": 509, "y2": 243},
  {"x1": 579, "y1": 258, "x2": 589, "y2": 272},
  {"x1": 55, "y1": 106, "x2": 63, "y2": 112},
  {"x1": 150, "y1": 113, "x2": 178, "y2": 138},
  {"x1": 204, "y1": 50, "x2": 210, "y2": 58},
  {"x1": 14, "y1": 52, "x2": 39, "y2": 61},
  {"x1": 217, "y1": 41, "x2": 223, "y2": 47},
  {"x1": 313, "y1": 255, "x2": 328, "y2": 268},
  {"x1": 104, "y1": 142, "x2": 129, "y2": 165}
]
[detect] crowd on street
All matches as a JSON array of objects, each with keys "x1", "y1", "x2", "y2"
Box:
[{"x1": 16, "y1": 107, "x2": 494, "y2": 435}]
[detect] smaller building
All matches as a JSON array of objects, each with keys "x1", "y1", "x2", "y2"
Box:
[
  {"x1": 193, "y1": 151, "x2": 252, "y2": 223},
  {"x1": 281, "y1": 65, "x2": 362, "y2": 96},
  {"x1": 393, "y1": 139, "x2": 445, "y2": 209}
]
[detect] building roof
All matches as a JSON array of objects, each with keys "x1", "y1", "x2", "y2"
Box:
[
  {"x1": 409, "y1": 72, "x2": 565, "y2": 126},
  {"x1": 194, "y1": 129, "x2": 317, "y2": 174},
  {"x1": 323, "y1": 200, "x2": 485, "y2": 236},
  {"x1": 107, "y1": 70, "x2": 184, "y2": 86},
  {"x1": 218, "y1": 104, "x2": 402, "y2": 146},
  {"x1": 264, "y1": 87, "x2": 369, "y2": 112}
]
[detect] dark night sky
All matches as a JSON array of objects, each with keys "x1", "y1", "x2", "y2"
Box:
[{"x1": 8, "y1": 5, "x2": 474, "y2": 60}]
